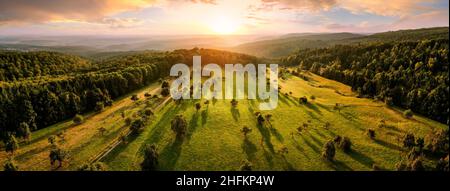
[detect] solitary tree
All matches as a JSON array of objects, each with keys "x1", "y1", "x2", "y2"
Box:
[
  {"x1": 404, "y1": 109, "x2": 413, "y2": 118},
  {"x1": 257, "y1": 114, "x2": 265, "y2": 126},
  {"x1": 171, "y1": 115, "x2": 187, "y2": 140},
  {"x1": 241, "y1": 126, "x2": 252, "y2": 137},
  {"x1": 141, "y1": 144, "x2": 159, "y2": 171},
  {"x1": 49, "y1": 146, "x2": 67, "y2": 168},
  {"x1": 231, "y1": 99, "x2": 238, "y2": 108},
  {"x1": 195, "y1": 103, "x2": 201, "y2": 112},
  {"x1": 130, "y1": 118, "x2": 145, "y2": 134},
  {"x1": 3, "y1": 158, "x2": 19, "y2": 171},
  {"x1": 240, "y1": 160, "x2": 252, "y2": 171},
  {"x1": 73, "y1": 114, "x2": 84, "y2": 125},
  {"x1": 19, "y1": 122, "x2": 32, "y2": 142},
  {"x1": 367, "y1": 129, "x2": 376, "y2": 139},
  {"x1": 131, "y1": 94, "x2": 139, "y2": 101},
  {"x1": 322, "y1": 140, "x2": 336, "y2": 161},
  {"x1": 5, "y1": 135, "x2": 19, "y2": 155}
]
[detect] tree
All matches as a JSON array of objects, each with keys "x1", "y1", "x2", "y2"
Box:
[
  {"x1": 322, "y1": 140, "x2": 335, "y2": 161},
  {"x1": 436, "y1": 155, "x2": 449, "y2": 171},
  {"x1": 403, "y1": 133, "x2": 416, "y2": 148},
  {"x1": 130, "y1": 118, "x2": 145, "y2": 134},
  {"x1": 131, "y1": 94, "x2": 139, "y2": 101},
  {"x1": 5, "y1": 135, "x2": 19, "y2": 155},
  {"x1": 73, "y1": 114, "x2": 84, "y2": 125},
  {"x1": 278, "y1": 146, "x2": 289, "y2": 156},
  {"x1": 144, "y1": 109, "x2": 154, "y2": 116},
  {"x1": 240, "y1": 160, "x2": 252, "y2": 171},
  {"x1": 257, "y1": 114, "x2": 265, "y2": 126},
  {"x1": 241, "y1": 126, "x2": 252, "y2": 137},
  {"x1": 141, "y1": 144, "x2": 159, "y2": 171},
  {"x1": 404, "y1": 109, "x2": 413, "y2": 118},
  {"x1": 3, "y1": 158, "x2": 19, "y2": 171},
  {"x1": 310, "y1": 95, "x2": 316, "y2": 101},
  {"x1": 230, "y1": 99, "x2": 238, "y2": 108},
  {"x1": 367, "y1": 129, "x2": 376, "y2": 139},
  {"x1": 171, "y1": 115, "x2": 187, "y2": 140},
  {"x1": 195, "y1": 103, "x2": 201, "y2": 112},
  {"x1": 95, "y1": 102, "x2": 104, "y2": 112},
  {"x1": 18, "y1": 122, "x2": 31, "y2": 142},
  {"x1": 161, "y1": 87, "x2": 170, "y2": 97},
  {"x1": 49, "y1": 146, "x2": 67, "y2": 168},
  {"x1": 48, "y1": 135, "x2": 57, "y2": 146},
  {"x1": 337, "y1": 137, "x2": 352, "y2": 153},
  {"x1": 299, "y1": 96, "x2": 308, "y2": 104},
  {"x1": 265, "y1": 114, "x2": 273, "y2": 127}
]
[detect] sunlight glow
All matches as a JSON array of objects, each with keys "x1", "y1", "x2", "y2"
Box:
[{"x1": 210, "y1": 17, "x2": 240, "y2": 34}]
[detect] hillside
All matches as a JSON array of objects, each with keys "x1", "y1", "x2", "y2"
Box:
[{"x1": 232, "y1": 27, "x2": 449, "y2": 58}]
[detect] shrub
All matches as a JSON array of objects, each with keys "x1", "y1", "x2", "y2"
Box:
[
  {"x1": 404, "y1": 109, "x2": 413, "y2": 118},
  {"x1": 144, "y1": 109, "x2": 154, "y2": 116},
  {"x1": 310, "y1": 95, "x2": 316, "y2": 101},
  {"x1": 299, "y1": 96, "x2": 308, "y2": 104},
  {"x1": 377, "y1": 119, "x2": 386, "y2": 128},
  {"x1": 240, "y1": 160, "x2": 252, "y2": 171},
  {"x1": 403, "y1": 133, "x2": 416, "y2": 148},
  {"x1": 95, "y1": 102, "x2": 104, "y2": 112},
  {"x1": 3, "y1": 158, "x2": 19, "y2": 171},
  {"x1": 141, "y1": 144, "x2": 159, "y2": 171},
  {"x1": 4, "y1": 135, "x2": 19, "y2": 154},
  {"x1": 333, "y1": 135, "x2": 342, "y2": 143},
  {"x1": 144, "y1": 93, "x2": 152, "y2": 98},
  {"x1": 125, "y1": 117, "x2": 133, "y2": 126},
  {"x1": 195, "y1": 103, "x2": 201, "y2": 111},
  {"x1": 321, "y1": 140, "x2": 335, "y2": 161},
  {"x1": 161, "y1": 80, "x2": 170, "y2": 88},
  {"x1": 161, "y1": 87, "x2": 170, "y2": 97},
  {"x1": 73, "y1": 114, "x2": 84, "y2": 125},
  {"x1": 49, "y1": 146, "x2": 67, "y2": 168},
  {"x1": 18, "y1": 122, "x2": 32, "y2": 142},
  {"x1": 257, "y1": 114, "x2": 265, "y2": 126},
  {"x1": 78, "y1": 162, "x2": 108, "y2": 171},
  {"x1": 338, "y1": 137, "x2": 352, "y2": 153},
  {"x1": 241, "y1": 126, "x2": 252, "y2": 137},
  {"x1": 130, "y1": 118, "x2": 145, "y2": 134},
  {"x1": 230, "y1": 99, "x2": 238, "y2": 107},
  {"x1": 171, "y1": 115, "x2": 187, "y2": 140},
  {"x1": 367, "y1": 129, "x2": 376, "y2": 139}
]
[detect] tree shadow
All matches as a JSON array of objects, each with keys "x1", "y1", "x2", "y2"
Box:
[
  {"x1": 374, "y1": 139, "x2": 403, "y2": 151},
  {"x1": 346, "y1": 150, "x2": 374, "y2": 168},
  {"x1": 256, "y1": 124, "x2": 274, "y2": 153},
  {"x1": 316, "y1": 103, "x2": 331, "y2": 112},
  {"x1": 262, "y1": 147, "x2": 274, "y2": 168},
  {"x1": 242, "y1": 138, "x2": 257, "y2": 160},
  {"x1": 306, "y1": 131, "x2": 323, "y2": 147},
  {"x1": 187, "y1": 112, "x2": 200, "y2": 140},
  {"x1": 305, "y1": 103, "x2": 322, "y2": 115},
  {"x1": 201, "y1": 109, "x2": 208, "y2": 126},
  {"x1": 278, "y1": 94, "x2": 291, "y2": 106},
  {"x1": 100, "y1": 132, "x2": 140, "y2": 163},
  {"x1": 159, "y1": 139, "x2": 183, "y2": 170},
  {"x1": 230, "y1": 107, "x2": 240, "y2": 121},
  {"x1": 292, "y1": 139, "x2": 310, "y2": 160},
  {"x1": 270, "y1": 127, "x2": 284, "y2": 143},
  {"x1": 281, "y1": 156, "x2": 296, "y2": 171},
  {"x1": 299, "y1": 134, "x2": 320, "y2": 154},
  {"x1": 327, "y1": 160, "x2": 353, "y2": 171}
]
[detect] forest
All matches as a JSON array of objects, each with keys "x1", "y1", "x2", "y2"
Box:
[{"x1": 281, "y1": 39, "x2": 449, "y2": 124}]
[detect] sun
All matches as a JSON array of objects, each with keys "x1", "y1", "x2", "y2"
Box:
[{"x1": 210, "y1": 17, "x2": 239, "y2": 34}]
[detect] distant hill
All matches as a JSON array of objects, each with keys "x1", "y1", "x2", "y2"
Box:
[{"x1": 232, "y1": 27, "x2": 449, "y2": 58}]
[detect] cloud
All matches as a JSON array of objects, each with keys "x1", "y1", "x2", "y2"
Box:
[
  {"x1": 99, "y1": 17, "x2": 145, "y2": 28},
  {"x1": 260, "y1": 0, "x2": 337, "y2": 11},
  {"x1": 0, "y1": 0, "x2": 157, "y2": 25},
  {"x1": 338, "y1": 0, "x2": 436, "y2": 17}
]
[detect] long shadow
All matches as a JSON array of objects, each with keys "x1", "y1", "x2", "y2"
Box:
[
  {"x1": 303, "y1": 106, "x2": 323, "y2": 122},
  {"x1": 187, "y1": 112, "x2": 200, "y2": 140},
  {"x1": 100, "y1": 132, "x2": 140, "y2": 163},
  {"x1": 313, "y1": 129, "x2": 328, "y2": 139},
  {"x1": 327, "y1": 160, "x2": 353, "y2": 171},
  {"x1": 385, "y1": 124, "x2": 405, "y2": 133},
  {"x1": 230, "y1": 108, "x2": 240, "y2": 122},
  {"x1": 299, "y1": 134, "x2": 320, "y2": 154},
  {"x1": 270, "y1": 127, "x2": 284, "y2": 142},
  {"x1": 285, "y1": 96, "x2": 298, "y2": 106},
  {"x1": 374, "y1": 139, "x2": 403, "y2": 151},
  {"x1": 242, "y1": 138, "x2": 257, "y2": 160},
  {"x1": 316, "y1": 103, "x2": 332, "y2": 112},
  {"x1": 159, "y1": 139, "x2": 183, "y2": 170},
  {"x1": 256, "y1": 124, "x2": 275, "y2": 153},
  {"x1": 292, "y1": 139, "x2": 310, "y2": 160},
  {"x1": 306, "y1": 131, "x2": 323, "y2": 147},
  {"x1": 262, "y1": 147, "x2": 274, "y2": 168},
  {"x1": 305, "y1": 103, "x2": 322, "y2": 115},
  {"x1": 278, "y1": 94, "x2": 291, "y2": 106},
  {"x1": 346, "y1": 150, "x2": 374, "y2": 168},
  {"x1": 281, "y1": 156, "x2": 296, "y2": 171},
  {"x1": 201, "y1": 109, "x2": 209, "y2": 126}
]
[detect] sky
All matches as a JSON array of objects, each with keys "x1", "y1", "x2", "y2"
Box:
[{"x1": 0, "y1": 0, "x2": 448, "y2": 36}]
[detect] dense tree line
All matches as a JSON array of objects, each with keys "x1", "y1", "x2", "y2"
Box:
[
  {"x1": 0, "y1": 48, "x2": 259, "y2": 140},
  {"x1": 0, "y1": 51, "x2": 92, "y2": 81},
  {"x1": 281, "y1": 39, "x2": 449, "y2": 124}
]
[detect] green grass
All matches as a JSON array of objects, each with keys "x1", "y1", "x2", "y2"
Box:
[{"x1": 103, "y1": 72, "x2": 447, "y2": 171}]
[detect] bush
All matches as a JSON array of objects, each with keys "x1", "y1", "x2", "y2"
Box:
[
  {"x1": 338, "y1": 137, "x2": 352, "y2": 153},
  {"x1": 95, "y1": 102, "x2": 104, "y2": 112},
  {"x1": 367, "y1": 129, "x2": 376, "y2": 139},
  {"x1": 144, "y1": 109, "x2": 154, "y2": 116},
  {"x1": 257, "y1": 114, "x2": 265, "y2": 126},
  {"x1": 4, "y1": 135, "x2": 19, "y2": 154},
  {"x1": 130, "y1": 118, "x2": 145, "y2": 134},
  {"x1": 231, "y1": 99, "x2": 238, "y2": 107},
  {"x1": 73, "y1": 114, "x2": 84, "y2": 124},
  {"x1": 403, "y1": 133, "x2": 416, "y2": 148},
  {"x1": 310, "y1": 95, "x2": 316, "y2": 101},
  {"x1": 241, "y1": 126, "x2": 252, "y2": 137},
  {"x1": 3, "y1": 158, "x2": 19, "y2": 171},
  {"x1": 144, "y1": 93, "x2": 152, "y2": 98},
  {"x1": 404, "y1": 109, "x2": 413, "y2": 118},
  {"x1": 141, "y1": 144, "x2": 159, "y2": 171},
  {"x1": 131, "y1": 94, "x2": 139, "y2": 101},
  {"x1": 78, "y1": 162, "x2": 108, "y2": 171},
  {"x1": 299, "y1": 96, "x2": 308, "y2": 104},
  {"x1": 195, "y1": 103, "x2": 201, "y2": 111},
  {"x1": 49, "y1": 146, "x2": 67, "y2": 168},
  {"x1": 125, "y1": 117, "x2": 133, "y2": 126},
  {"x1": 240, "y1": 160, "x2": 252, "y2": 171},
  {"x1": 171, "y1": 115, "x2": 187, "y2": 140},
  {"x1": 161, "y1": 87, "x2": 170, "y2": 97},
  {"x1": 377, "y1": 119, "x2": 386, "y2": 128},
  {"x1": 18, "y1": 122, "x2": 32, "y2": 141},
  {"x1": 321, "y1": 140, "x2": 335, "y2": 161}
]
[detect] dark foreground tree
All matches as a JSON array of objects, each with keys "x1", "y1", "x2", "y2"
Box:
[
  {"x1": 141, "y1": 144, "x2": 159, "y2": 171},
  {"x1": 322, "y1": 140, "x2": 335, "y2": 161},
  {"x1": 171, "y1": 115, "x2": 187, "y2": 140}
]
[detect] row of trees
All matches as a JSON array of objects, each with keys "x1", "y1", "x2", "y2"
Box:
[{"x1": 281, "y1": 39, "x2": 449, "y2": 123}]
